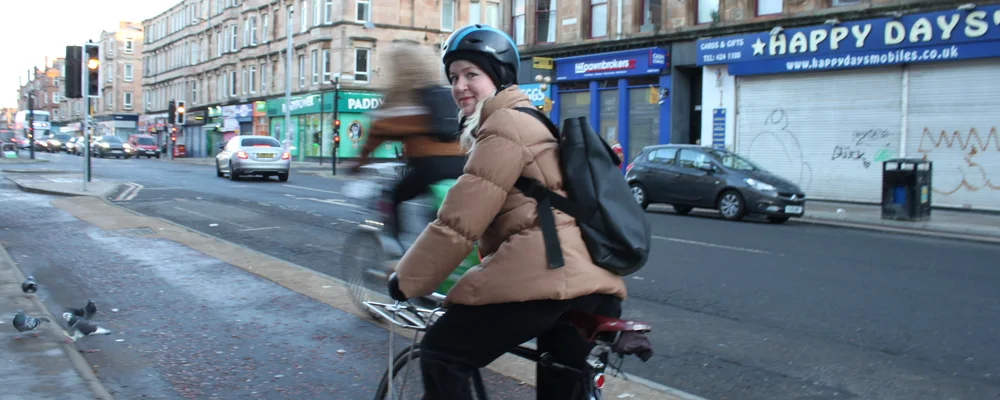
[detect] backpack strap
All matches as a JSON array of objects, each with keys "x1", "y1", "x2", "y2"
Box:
[
  {"x1": 514, "y1": 107, "x2": 559, "y2": 140},
  {"x1": 514, "y1": 177, "x2": 565, "y2": 269}
]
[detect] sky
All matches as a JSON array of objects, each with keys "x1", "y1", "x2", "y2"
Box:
[{"x1": 4, "y1": 0, "x2": 179, "y2": 109}]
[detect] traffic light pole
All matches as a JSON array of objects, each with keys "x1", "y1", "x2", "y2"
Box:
[
  {"x1": 27, "y1": 94, "x2": 35, "y2": 160},
  {"x1": 81, "y1": 45, "x2": 91, "y2": 188},
  {"x1": 332, "y1": 76, "x2": 340, "y2": 176}
]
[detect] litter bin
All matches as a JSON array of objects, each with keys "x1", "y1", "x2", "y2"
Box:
[{"x1": 881, "y1": 158, "x2": 932, "y2": 221}]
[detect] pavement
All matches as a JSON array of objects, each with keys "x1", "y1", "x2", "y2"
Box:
[{"x1": 0, "y1": 158, "x2": 687, "y2": 399}]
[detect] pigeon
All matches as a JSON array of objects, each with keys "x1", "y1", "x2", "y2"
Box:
[
  {"x1": 61, "y1": 312, "x2": 111, "y2": 342},
  {"x1": 21, "y1": 276, "x2": 37, "y2": 293},
  {"x1": 13, "y1": 310, "x2": 49, "y2": 334},
  {"x1": 67, "y1": 299, "x2": 97, "y2": 320}
]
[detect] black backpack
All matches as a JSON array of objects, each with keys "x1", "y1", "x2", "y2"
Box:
[
  {"x1": 417, "y1": 85, "x2": 461, "y2": 142},
  {"x1": 513, "y1": 107, "x2": 652, "y2": 276}
]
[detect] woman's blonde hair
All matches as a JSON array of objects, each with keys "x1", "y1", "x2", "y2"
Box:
[{"x1": 458, "y1": 94, "x2": 493, "y2": 151}]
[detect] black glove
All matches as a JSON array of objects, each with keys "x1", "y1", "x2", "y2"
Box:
[{"x1": 387, "y1": 272, "x2": 407, "y2": 302}]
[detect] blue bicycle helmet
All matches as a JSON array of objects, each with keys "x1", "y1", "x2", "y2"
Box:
[{"x1": 442, "y1": 24, "x2": 520, "y2": 89}]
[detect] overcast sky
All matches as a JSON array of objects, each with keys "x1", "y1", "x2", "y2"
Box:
[{"x1": 4, "y1": 0, "x2": 178, "y2": 108}]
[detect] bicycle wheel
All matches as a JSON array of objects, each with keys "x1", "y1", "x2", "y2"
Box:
[
  {"x1": 374, "y1": 345, "x2": 425, "y2": 400},
  {"x1": 374, "y1": 345, "x2": 489, "y2": 400},
  {"x1": 340, "y1": 227, "x2": 393, "y2": 320}
]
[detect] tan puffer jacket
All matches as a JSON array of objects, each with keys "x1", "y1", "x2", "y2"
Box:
[{"x1": 394, "y1": 85, "x2": 628, "y2": 306}]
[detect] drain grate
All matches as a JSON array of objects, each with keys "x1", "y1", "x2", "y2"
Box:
[{"x1": 102, "y1": 227, "x2": 156, "y2": 237}]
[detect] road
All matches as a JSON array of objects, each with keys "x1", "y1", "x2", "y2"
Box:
[{"x1": 9, "y1": 153, "x2": 1000, "y2": 400}]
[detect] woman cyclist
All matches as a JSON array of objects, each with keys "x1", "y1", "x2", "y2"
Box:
[{"x1": 386, "y1": 25, "x2": 627, "y2": 399}]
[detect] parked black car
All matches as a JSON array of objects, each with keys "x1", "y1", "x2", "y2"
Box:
[{"x1": 625, "y1": 144, "x2": 806, "y2": 223}]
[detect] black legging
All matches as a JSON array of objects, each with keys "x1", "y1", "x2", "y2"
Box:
[{"x1": 390, "y1": 155, "x2": 467, "y2": 237}]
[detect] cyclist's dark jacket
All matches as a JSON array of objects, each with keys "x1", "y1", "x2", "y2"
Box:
[{"x1": 393, "y1": 86, "x2": 628, "y2": 306}]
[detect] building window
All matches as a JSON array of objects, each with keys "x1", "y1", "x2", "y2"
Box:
[
  {"x1": 356, "y1": 0, "x2": 371, "y2": 22},
  {"x1": 757, "y1": 0, "x2": 781, "y2": 15},
  {"x1": 242, "y1": 67, "x2": 248, "y2": 94},
  {"x1": 191, "y1": 81, "x2": 198, "y2": 104},
  {"x1": 322, "y1": 50, "x2": 331, "y2": 82},
  {"x1": 311, "y1": 50, "x2": 319, "y2": 84},
  {"x1": 230, "y1": 25, "x2": 238, "y2": 52},
  {"x1": 124, "y1": 92, "x2": 134, "y2": 109},
  {"x1": 831, "y1": 0, "x2": 862, "y2": 5},
  {"x1": 313, "y1": 0, "x2": 321, "y2": 26},
  {"x1": 106, "y1": 92, "x2": 113, "y2": 110},
  {"x1": 300, "y1": 1, "x2": 309, "y2": 32},
  {"x1": 536, "y1": 0, "x2": 555, "y2": 43},
  {"x1": 124, "y1": 64, "x2": 134, "y2": 82},
  {"x1": 229, "y1": 70, "x2": 237, "y2": 97},
  {"x1": 325, "y1": 0, "x2": 334, "y2": 23},
  {"x1": 486, "y1": 1, "x2": 500, "y2": 27},
  {"x1": 125, "y1": 40, "x2": 134, "y2": 54},
  {"x1": 298, "y1": 55, "x2": 306, "y2": 87},
  {"x1": 354, "y1": 48, "x2": 369, "y2": 83},
  {"x1": 698, "y1": 0, "x2": 719, "y2": 24},
  {"x1": 261, "y1": 63, "x2": 268, "y2": 93},
  {"x1": 262, "y1": 14, "x2": 269, "y2": 42},
  {"x1": 641, "y1": 0, "x2": 661, "y2": 26},
  {"x1": 217, "y1": 30, "x2": 224, "y2": 56},
  {"x1": 250, "y1": 66, "x2": 257, "y2": 93},
  {"x1": 442, "y1": 0, "x2": 455, "y2": 31},
  {"x1": 469, "y1": 0, "x2": 481, "y2": 24},
  {"x1": 107, "y1": 64, "x2": 114, "y2": 82},
  {"x1": 250, "y1": 16, "x2": 258, "y2": 45},
  {"x1": 243, "y1": 18, "x2": 250, "y2": 47},
  {"x1": 512, "y1": 0, "x2": 525, "y2": 45},
  {"x1": 52, "y1": 93, "x2": 60, "y2": 103},
  {"x1": 590, "y1": 0, "x2": 607, "y2": 37}
]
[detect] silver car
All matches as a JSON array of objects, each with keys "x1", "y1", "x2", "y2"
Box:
[{"x1": 215, "y1": 135, "x2": 290, "y2": 182}]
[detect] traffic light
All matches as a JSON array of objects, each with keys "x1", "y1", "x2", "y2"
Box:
[
  {"x1": 168, "y1": 101, "x2": 176, "y2": 124},
  {"x1": 334, "y1": 119, "x2": 341, "y2": 130},
  {"x1": 83, "y1": 43, "x2": 101, "y2": 98},
  {"x1": 64, "y1": 46, "x2": 82, "y2": 99},
  {"x1": 171, "y1": 127, "x2": 177, "y2": 142},
  {"x1": 333, "y1": 134, "x2": 340, "y2": 144},
  {"x1": 176, "y1": 101, "x2": 186, "y2": 124}
]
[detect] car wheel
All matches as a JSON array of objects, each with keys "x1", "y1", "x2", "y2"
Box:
[
  {"x1": 767, "y1": 216, "x2": 790, "y2": 224},
  {"x1": 228, "y1": 162, "x2": 239, "y2": 181},
  {"x1": 717, "y1": 190, "x2": 747, "y2": 221},
  {"x1": 277, "y1": 172, "x2": 289, "y2": 182},
  {"x1": 673, "y1": 205, "x2": 694, "y2": 215},
  {"x1": 216, "y1": 161, "x2": 224, "y2": 177},
  {"x1": 629, "y1": 183, "x2": 649, "y2": 210}
]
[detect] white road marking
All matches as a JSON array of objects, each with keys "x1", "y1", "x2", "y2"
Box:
[
  {"x1": 652, "y1": 236, "x2": 771, "y2": 254},
  {"x1": 113, "y1": 183, "x2": 143, "y2": 201},
  {"x1": 172, "y1": 206, "x2": 253, "y2": 229},
  {"x1": 238, "y1": 226, "x2": 281, "y2": 232},
  {"x1": 141, "y1": 187, "x2": 186, "y2": 190},
  {"x1": 283, "y1": 184, "x2": 340, "y2": 195}
]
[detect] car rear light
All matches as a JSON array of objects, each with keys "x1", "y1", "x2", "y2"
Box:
[
  {"x1": 236, "y1": 151, "x2": 248, "y2": 159},
  {"x1": 594, "y1": 373, "x2": 605, "y2": 390},
  {"x1": 281, "y1": 152, "x2": 290, "y2": 160}
]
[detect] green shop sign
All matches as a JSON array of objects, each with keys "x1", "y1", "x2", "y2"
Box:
[
  {"x1": 207, "y1": 106, "x2": 223, "y2": 118},
  {"x1": 266, "y1": 91, "x2": 383, "y2": 117}
]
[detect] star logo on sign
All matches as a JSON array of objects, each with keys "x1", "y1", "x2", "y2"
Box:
[{"x1": 751, "y1": 38, "x2": 766, "y2": 56}]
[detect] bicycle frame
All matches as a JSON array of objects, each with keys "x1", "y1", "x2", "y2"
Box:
[{"x1": 365, "y1": 299, "x2": 610, "y2": 400}]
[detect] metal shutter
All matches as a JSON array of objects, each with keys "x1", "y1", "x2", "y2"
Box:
[
  {"x1": 735, "y1": 67, "x2": 903, "y2": 203},
  {"x1": 906, "y1": 59, "x2": 1000, "y2": 211}
]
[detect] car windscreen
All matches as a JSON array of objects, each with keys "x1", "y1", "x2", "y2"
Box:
[
  {"x1": 241, "y1": 138, "x2": 281, "y2": 147},
  {"x1": 103, "y1": 136, "x2": 123, "y2": 144},
  {"x1": 55, "y1": 134, "x2": 71, "y2": 141},
  {"x1": 137, "y1": 137, "x2": 156, "y2": 145}
]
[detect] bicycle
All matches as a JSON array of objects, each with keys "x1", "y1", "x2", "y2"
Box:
[
  {"x1": 364, "y1": 296, "x2": 655, "y2": 399},
  {"x1": 339, "y1": 158, "x2": 480, "y2": 319}
]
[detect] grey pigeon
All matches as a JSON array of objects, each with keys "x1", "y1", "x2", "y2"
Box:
[
  {"x1": 13, "y1": 310, "x2": 49, "y2": 333},
  {"x1": 61, "y1": 312, "x2": 111, "y2": 342},
  {"x1": 21, "y1": 276, "x2": 37, "y2": 293},
  {"x1": 67, "y1": 299, "x2": 97, "y2": 320}
]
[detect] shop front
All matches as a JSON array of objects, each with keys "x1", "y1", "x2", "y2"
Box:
[
  {"x1": 552, "y1": 47, "x2": 671, "y2": 167},
  {"x1": 182, "y1": 110, "x2": 207, "y2": 157},
  {"x1": 267, "y1": 91, "x2": 398, "y2": 161},
  {"x1": 252, "y1": 101, "x2": 268, "y2": 136},
  {"x1": 204, "y1": 106, "x2": 224, "y2": 154},
  {"x1": 696, "y1": 4, "x2": 1000, "y2": 210},
  {"x1": 94, "y1": 114, "x2": 139, "y2": 139},
  {"x1": 517, "y1": 83, "x2": 552, "y2": 115}
]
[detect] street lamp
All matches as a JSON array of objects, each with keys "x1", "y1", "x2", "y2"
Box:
[
  {"x1": 282, "y1": 5, "x2": 294, "y2": 154},
  {"x1": 534, "y1": 75, "x2": 552, "y2": 111}
]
